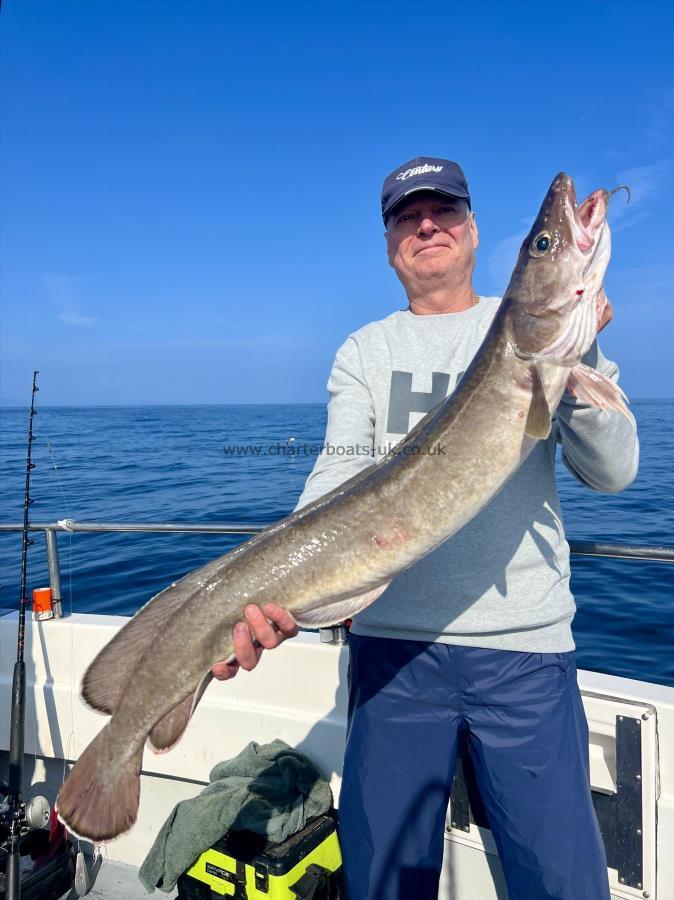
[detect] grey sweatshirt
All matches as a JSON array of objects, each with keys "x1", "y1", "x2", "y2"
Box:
[{"x1": 295, "y1": 297, "x2": 639, "y2": 653}]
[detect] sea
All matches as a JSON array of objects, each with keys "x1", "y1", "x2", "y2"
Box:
[{"x1": 1, "y1": 401, "x2": 673, "y2": 687}]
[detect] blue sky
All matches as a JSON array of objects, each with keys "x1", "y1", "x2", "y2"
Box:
[{"x1": 1, "y1": 0, "x2": 672, "y2": 404}]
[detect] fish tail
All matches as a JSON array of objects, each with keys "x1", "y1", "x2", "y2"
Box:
[{"x1": 56, "y1": 722, "x2": 143, "y2": 841}]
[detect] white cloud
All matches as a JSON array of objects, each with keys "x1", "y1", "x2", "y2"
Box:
[
  {"x1": 487, "y1": 231, "x2": 526, "y2": 292},
  {"x1": 146, "y1": 333, "x2": 304, "y2": 350},
  {"x1": 604, "y1": 149, "x2": 627, "y2": 164},
  {"x1": 59, "y1": 310, "x2": 97, "y2": 327},
  {"x1": 42, "y1": 272, "x2": 99, "y2": 328},
  {"x1": 611, "y1": 211, "x2": 651, "y2": 235},
  {"x1": 645, "y1": 87, "x2": 674, "y2": 144},
  {"x1": 609, "y1": 264, "x2": 674, "y2": 290},
  {"x1": 578, "y1": 99, "x2": 602, "y2": 124},
  {"x1": 613, "y1": 161, "x2": 672, "y2": 209}
]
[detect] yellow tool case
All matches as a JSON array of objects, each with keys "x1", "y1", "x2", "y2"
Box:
[{"x1": 176, "y1": 814, "x2": 342, "y2": 899}]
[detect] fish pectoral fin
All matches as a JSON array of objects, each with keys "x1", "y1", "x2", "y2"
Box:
[
  {"x1": 293, "y1": 582, "x2": 390, "y2": 628},
  {"x1": 566, "y1": 364, "x2": 631, "y2": 418},
  {"x1": 148, "y1": 671, "x2": 213, "y2": 754},
  {"x1": 525, "y1": 366, "x2": 552, "y2": 439}
]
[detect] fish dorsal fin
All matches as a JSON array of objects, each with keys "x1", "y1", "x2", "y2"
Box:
[
  {"x1": 525, "y1": 366, "x2": 552, "y2": 439},
  {"x1": 566, "y1": 363, "x2": 631, "y2": 418},
  {"x1": 148, "y1": 671, "x2": 213, "y2": 753},
  {"x1": 293, "y1": 582, "x2": 390, "y2": 628}
]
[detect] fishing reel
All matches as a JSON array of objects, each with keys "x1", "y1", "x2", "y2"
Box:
[
  {"x1": 0, "y1": 787, "x2": 51, "y2": 836},
  {"x1": 1, "y1": 784, "x2": 76, "y2": 900},
  {"x1": 0, "y1": 783, "x2": 52, "y2": 856}
]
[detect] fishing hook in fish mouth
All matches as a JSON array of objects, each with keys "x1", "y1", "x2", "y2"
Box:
[{"x1": 608, "y1": 184, "x2": 631, "y2": 204}]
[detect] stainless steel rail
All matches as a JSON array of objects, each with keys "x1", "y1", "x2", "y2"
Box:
[
  {"x1": 1, "y1": 520, "x2": 673, "y2": 561},
  {"x1": 0, "y1": 522, "x2": 267, "y2": 535},
  {"x1": 566, "y1": 541, "x2": 674, "y2": 562}
]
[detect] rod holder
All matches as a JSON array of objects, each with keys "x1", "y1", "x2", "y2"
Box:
[
  {"x1": 319, "y1": 624, "x2": 349, "y2": 646},
  {"x1": 45, "y1": 530, "x2": 64, "y2": 618}
]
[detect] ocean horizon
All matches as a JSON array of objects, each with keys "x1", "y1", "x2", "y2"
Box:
[{"x1": 1, "y1": 399, "x2": 672, "y2": 407}]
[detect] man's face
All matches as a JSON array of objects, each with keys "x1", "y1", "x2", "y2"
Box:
[{"x1": 385, "y1": 191, "x2": 479, "y2": 289}]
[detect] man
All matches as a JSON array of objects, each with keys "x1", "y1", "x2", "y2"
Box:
[{"x1": 213, "y1": 157, "x2": 639, "y2": 899}]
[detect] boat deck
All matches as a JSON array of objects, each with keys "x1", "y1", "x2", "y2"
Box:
[{"x1": 58, "y1": 857, "x2": 177, "y2": 899}]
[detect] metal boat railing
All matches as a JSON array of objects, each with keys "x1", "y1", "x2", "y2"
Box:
[{"x1": 1, "y1": 521, "x2": 672, "y2": 639}]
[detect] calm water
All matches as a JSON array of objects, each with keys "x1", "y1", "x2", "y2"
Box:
[{"x1": 1, "y1": 402, "x2": 673, "y2": 686}]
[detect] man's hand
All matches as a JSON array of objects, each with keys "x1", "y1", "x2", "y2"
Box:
[
  {"x1": 211, "y1": 603, "x2": 299, "y2": 681},
  {"x1": 597, "y1": 288, "x2": 613, "y2": 334}
]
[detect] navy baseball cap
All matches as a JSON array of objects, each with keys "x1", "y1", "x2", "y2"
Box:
[{"x1": 381, "y1": 156, "x2": 471, "y2": 222}]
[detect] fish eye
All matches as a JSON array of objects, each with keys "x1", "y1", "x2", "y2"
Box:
[{"x1": 530, "y1": 232, "x2": 552, "y2": 257}]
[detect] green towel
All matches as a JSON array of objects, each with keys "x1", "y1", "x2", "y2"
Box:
[{"x1": 138, "y1": 739, "x2": 333, "y2": 893}]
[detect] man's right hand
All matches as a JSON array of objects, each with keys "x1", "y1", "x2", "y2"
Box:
[{"x1": 211, "y1": 603, "x2": 299, "y2": 681}]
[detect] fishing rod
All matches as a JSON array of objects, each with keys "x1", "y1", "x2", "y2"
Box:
[
  {"x1": 4, "y1": 370, "x2": 39, "y2": 899},
  {"x1": 0, "y1": 374, "x2": 77, "y2": 899}
]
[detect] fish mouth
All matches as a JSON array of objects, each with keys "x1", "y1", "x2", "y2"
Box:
[
  {"x1": 539, "y1": 178, "x2": 610, "y2": 361},
  {"x1": 562, "y1": 175, "x2": 608, "y2": 254}
]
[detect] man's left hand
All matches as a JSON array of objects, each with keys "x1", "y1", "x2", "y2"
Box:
[{"x1": 597, "y1": 289, "x2": 613, "y2": 334}]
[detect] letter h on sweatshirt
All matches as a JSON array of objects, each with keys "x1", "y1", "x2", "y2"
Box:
[{"x1": 387, "y1": 370, "x2": 461, "y2": 434}]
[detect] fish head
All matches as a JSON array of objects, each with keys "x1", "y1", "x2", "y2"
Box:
[{"x1": 506, "y1": 172, "x2": 611, "y2": 365}]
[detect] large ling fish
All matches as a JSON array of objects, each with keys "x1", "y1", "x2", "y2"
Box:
[{"x1": 57, "y1": 173, "x2": 631, "y2": 840}]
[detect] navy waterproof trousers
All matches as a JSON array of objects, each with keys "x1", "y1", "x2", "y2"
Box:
[{"x1": 338, "y1": 635, "x2": 611, "y2": 900}]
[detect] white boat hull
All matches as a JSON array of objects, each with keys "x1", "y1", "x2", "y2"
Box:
[{"x1": 1, "y1": 611, "x2": 672, "y2": 899}]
